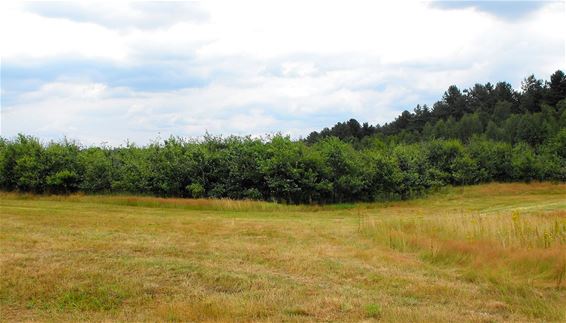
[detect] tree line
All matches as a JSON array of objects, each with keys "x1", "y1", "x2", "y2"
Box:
[
  {"x1": 306, "y1": 70, "x2": 566, "y2": 146},
  {"x1": 1, "y1": 70, "x2": 565, "y2": 203}
]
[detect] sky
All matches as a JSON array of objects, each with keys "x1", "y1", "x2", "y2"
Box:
[{"x1": 1, "y1": 1, "x2": 565, "y2": 145}]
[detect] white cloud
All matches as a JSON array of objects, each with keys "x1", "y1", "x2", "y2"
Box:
[
  {"x1": 0, "y1": 4, "x2": 127, "y2": 61},
  {"x1": 1, "y1": 1, "x2": 564, "y2": 144},
  {"x1": 2, "y1": 74, "x2": 413, "y2": 144}
]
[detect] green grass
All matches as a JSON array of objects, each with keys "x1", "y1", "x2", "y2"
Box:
[{"x1": 1, "y1": 183, "x2": 565, "y2": 322}]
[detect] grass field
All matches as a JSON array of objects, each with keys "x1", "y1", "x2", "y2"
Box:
[{"x1": 1, "y1": 183, "x2": 565, "y2": 322}]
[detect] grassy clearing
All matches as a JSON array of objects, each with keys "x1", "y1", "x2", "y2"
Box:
[{"x1": 1, "y1": 183, "x2": 565, "y2": 322}]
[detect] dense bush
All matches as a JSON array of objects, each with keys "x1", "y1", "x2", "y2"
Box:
[{"x1": 1, "y1": 133, "x2": 564, "y2": 204}]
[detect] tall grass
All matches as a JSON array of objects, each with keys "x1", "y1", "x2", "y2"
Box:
[
  {"x1": 0, "y1": 192, "x2": 321, "y2": 212},
  {"x1": 0, "y1": 191, "x2": 419, "y2": 213},
  {"x1": 361, "y1": 208, "x2": 566, "y2": 319}
]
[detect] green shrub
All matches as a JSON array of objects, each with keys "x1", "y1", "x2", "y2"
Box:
[
  {"x1": 46, "y1": 170, "x2": 79, "y2": 194},
  {"x1": 187, "y1": 183, "x2": 205, "y2": 198}
]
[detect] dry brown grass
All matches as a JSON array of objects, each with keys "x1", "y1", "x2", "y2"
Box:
[{"x1": 1, "y1": 183, "x2": 565, "y2": 322}]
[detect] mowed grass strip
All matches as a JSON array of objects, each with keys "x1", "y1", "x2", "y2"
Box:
[{"x1": 1, "y1": 183, "x2": 565, "y2": 322}]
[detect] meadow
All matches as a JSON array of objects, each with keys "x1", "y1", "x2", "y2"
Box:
[{"x1": 1, "y1": 183, "x2": 565, "y2": 322}]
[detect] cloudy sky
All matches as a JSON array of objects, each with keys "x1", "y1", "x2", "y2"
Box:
[{"x1": 1, "y1": 1, "x2": 565, "y2": 145}]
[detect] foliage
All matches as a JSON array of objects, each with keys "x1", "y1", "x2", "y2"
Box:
[{"x1": 307, "y1": 70, "x2": 565, "y2": 147}]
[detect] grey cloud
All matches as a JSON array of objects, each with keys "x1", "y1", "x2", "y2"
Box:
[
  {"x1": 25, "y1": 2, "x2": 209, "y2": 29},
  {"x1": 430, "y1": 1, "x2": 559, "y2": 21}
]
